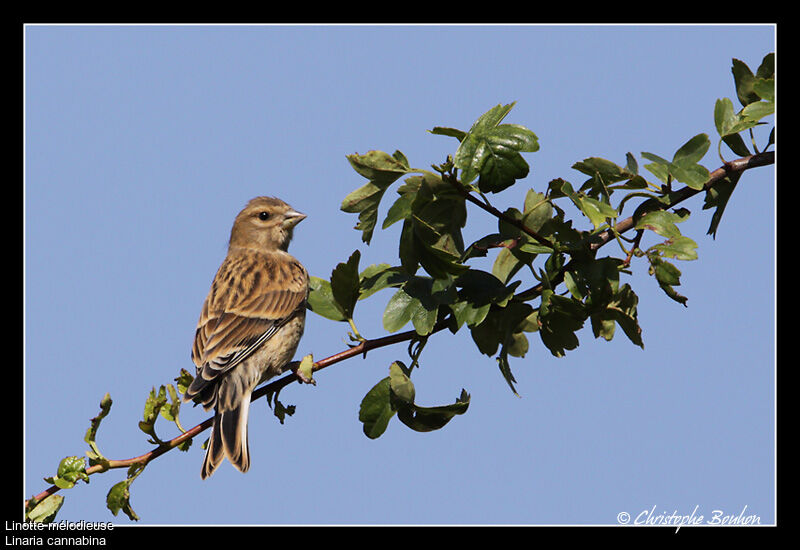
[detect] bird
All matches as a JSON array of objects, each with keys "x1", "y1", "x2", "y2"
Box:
[{"x1": 183, "y1": 196, "x2": 309, "y2": 479}]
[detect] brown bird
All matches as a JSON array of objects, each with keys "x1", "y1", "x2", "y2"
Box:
[{"x1": 183, "y1": 197, "x2": 308, "y2": 479}]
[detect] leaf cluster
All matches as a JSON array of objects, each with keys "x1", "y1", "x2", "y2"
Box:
[
  {"x1": 26, "y1": 53, "x2": 774, "y2": 523},
  {"x1": 705, "y1": 54, "x2": 774, "y2": 238},
  {"x1": 314, "y1": 54, "x2": 773, "y2": 439},
  {"x1": 359, "y1": 361, "x2": 470, "y2": 439},
  {"x1": 27, "y1": 372, "x2": 195, "y2": 522}
]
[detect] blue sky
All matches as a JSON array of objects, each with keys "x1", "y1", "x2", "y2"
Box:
[{"x1": 24, "y1": 25, "x2": 775, "y2": 526}]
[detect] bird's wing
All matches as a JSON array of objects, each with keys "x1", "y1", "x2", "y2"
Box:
[{"x1": 191, "y1": 250, "x2": 308, "y2": 382}]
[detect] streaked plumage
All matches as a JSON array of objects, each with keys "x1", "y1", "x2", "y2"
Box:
[{"x1": 183, "y1": 197, "x2": 308, "y2": 479}]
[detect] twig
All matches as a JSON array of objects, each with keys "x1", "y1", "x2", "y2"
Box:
[
  {"x1": 443, "y1": 173, "x2": 556, "y2": 249},
  {"x1": 25, "y1": 151, "x2": 773, "y2": 510},
  {"x1": 622, "y1": 230, "x2": 644, "y2": 268},
  {"x1": 25, "y1": 321, "x2": 448, "y2": 508},
  {"x1": 514, "y1": 151, "x2": 774, "y2": 301}
]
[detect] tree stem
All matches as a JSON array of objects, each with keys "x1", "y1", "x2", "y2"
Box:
[{"x1": 25, "y1": 151, "x2": 773, "y2": 511}]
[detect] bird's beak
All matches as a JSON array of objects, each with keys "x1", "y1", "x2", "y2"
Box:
[{"x1": 283, "y1": 210, "x2": 307, "y2": 229}]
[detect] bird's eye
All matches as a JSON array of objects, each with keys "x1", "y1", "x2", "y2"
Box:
[{"x1": 258, "y1": 211, "x2": 270, "y2": 221}]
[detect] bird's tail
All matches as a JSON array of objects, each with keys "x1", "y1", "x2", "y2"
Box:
[{"x1": 201, "y1": 394, "x2": 251, "y2": 479}]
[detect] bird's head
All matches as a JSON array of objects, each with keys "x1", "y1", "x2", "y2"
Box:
[{"x1": 229, "y1": 196, "x2": 306, "y2": 252}]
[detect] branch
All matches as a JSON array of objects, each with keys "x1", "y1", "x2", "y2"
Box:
[
  {"x1": 589, "y1": 152, "x2": 774, "y2": 251},
  {"x1": 26, "y1": 151, "x2": 772, "y2": 511},
  {"x1": 443, "y1": 172, "x2": 556, "y2": 249},
  {"x1": 514, "y1": 151, "x2": 773, "y2": 301},
  {"x1": 25, "y1": 321, "x2": 449, "y2": 508}
]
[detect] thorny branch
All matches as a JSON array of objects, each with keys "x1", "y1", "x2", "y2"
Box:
[{"x1": 25, "y1": 151, "x2": 773, "y2": 510}]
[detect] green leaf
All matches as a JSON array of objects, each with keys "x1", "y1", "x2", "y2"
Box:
[
  {"x1": 411, "y1": 301, "x2": 438, "y2": 336},
  {"x1": 382, "y1": 192, "x2": 415, "y2": 229},
  {"x1": 158, "y1": 384, "x2": 183, "y2": 431},
  {"x1": 522, "y1": 189, "x2": 553, "y2": 232},
  {"x1": 672, "y1": 164, "x2": 710, "y2": 190},
  {"x1": 590, "y1": 284, "x2": 644, "y2": 348},
  {"x1": 382, "y1": 288, "x2": 416, "y2": 333},
  {"x1": 505, "y1": 329, "x2": 529, "y2": 358},
  {"x1": 307, "y1": 276, "x2": 348, "y2": 322},
  {"x1": 755, "y1": 53, "x2": 774, "y2": 79},
  {"x1": 395, "y1": 389, "x2": 471, "y2": 432},
  {"x1": 138, "y1": 386, "x2": 168, "y2": 444},
  {"x1": 449, "y1": 300, "x2": 491, "y2": 330},
  {"x1": 342, "y1": 150, "x2": 412, "y2": 244},
  {"x1": 613, "y1": 284, "x2": 643, "y2": 347},
  {"x1": 578, "y1": 195, "x2": 618, "y2": 228},
  {"x1": 635, "y1": 210, "x2": 686, "y2": 239},
  {"x1": 297, "y1": 354, "x2": 315, "y2": 385},
  {"x1": 721, "y1": 133, "x2": 751, "y2": 158},
  {"x1": 456, "y1": 269, "x2": 517, "y2": 308},
  {"x1": 495, "y1": 348, "x2": 519, "y2": 395},
  {"x1": 84, "y1": 392, "x2": 112, "y2": 465},
  {"x1": 346, "y1": 149, "x2": 411, "y2": 183},
  {"x1": 535, "y1": 214, "x2": 585, "y2": 253},
  {"x1": 358, "y1": 376, "x2": 394, "y2": 439},
  {"x1": 387, "y1": 362, "x2": 470, "y2": 432},
  {"x1": 703, "y1": 172, "x2": 741, "y2": 238},
  {"x1": 398, "y1": 219, "x2": 420, "y2": 275},
  {"x1": 271, "y1": 398, "x2": 296, "y2": 424},
  {"x1": 659, "y1": 280, "x2": 688, "y2": 306},
  {"x1": 497, "y1": 207, "x2": 524, "y2": 239},
  {"x1": 671, "y1": 134, "x2": 710, "y2": 189},
  {"x1": 106, "y1": 467, "x2": 142, "y2": 522},
  {"x1": 462, "y1": 232, "x2": 502, "y2": 260},
  {"x1": 610, "y1": 175, "x2": 648, "y2": 190},
  {"x1": 641, "y1": 152, "x2": 671, "y2": 184},
  {"x1": 174, "y1": 368, "x2": 194, "y2": 396},
  {"x1": 340, "y1": 183, "x2": 384, "y2": 243},
  {"x1": 25, "y1": 495, "x2": 64, "y2": 523},
  {"x1": 625, "y1": 152, "x2": 639, "y2": 175},
  {"x1": 741, "y1": 100, "x2": 774, "y2": 122},
  {"x1": 572, "y1": 157, "x2": 634, "y2": 197},
  {"x1": 402, "y1": 277, "x2": 440, "y2": 336},
  {"x1": 714, "y1": 98, "x2": 761, "y2": 137},
  {"x1": 546, "y1": 177, "x2": 570, "y2": 199},
  {"x1": 642, "y1": 134, "x2": 710, "y2": 190},
  {"x1": 388, "y1": 362, "x2": 415, "y2": 403},
  {"x1": 731, "y1": 58, "x2": 760, "y2": 107},
  {"x1": 652, "y1": 235, "x2": 698, "y2": 261},
  {"x1": 555, "y1": 178, "x2": 617, "y2": 229},
  {"x1": 714, "y1": 98, "x2": 752, "y2": 156},
  {"x1": 563, "y1": 270, "x2": 584, "y2": 301},
  {"x1": 715, "y1": 97, "x2": 742, "y2": 133},
  {"x1": 402, "y1": 173, "x2": 469, "y2": 278},
  {"x1": 44, "y1": 456, "x2": 89, "y2": 490},
  {"x1": 590, "y1": 314, "x2": 616, "y2": 342},
  {"x1": 647, "y1": 253, "x2": 688, "y2": 306},
  {"x1": 265, "y1": 386, "x2": 296, "y2": 424},
  {"x1": 429, "y1": 126, "x2": 467, "y2": 141},
  {"x1": 358, "y1": 264, "x2": 408, "y2": 300},
  {"x1": 412, "y1": 198, "x2": 465, "y2": 261},
  {"x1": 672, "y1": 133, "x2": 710, "y2": 166},
  {"x1": 330, "y1": 250, "x2": 361, "y2": 319},
  {"x1": 392, "y1": 150, "x2": 410, "y2": 169},
  {"x1": 573, "y1": 157, "x2": 631, "y2": 184},
  {"x1": 753, "y1": 77, "x2": 774, "y2": 103},
  {"x1": 469, "y1": 301, "x2": 533, "y2": 369},
  {"x1": 569, "y1": 256, "x2": 623, "y2": 308},
  {"x1": 453, "y1": 102, "x2": 539, "y2": 193},
  {"x1": 492, "y1": 247, "x2": 525, "y2": 284},
  {"x1": 538, "y1": 290, "x2": 586, "y2": 357}
]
